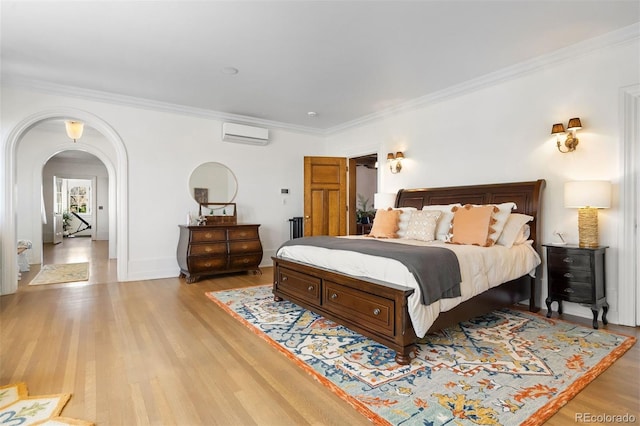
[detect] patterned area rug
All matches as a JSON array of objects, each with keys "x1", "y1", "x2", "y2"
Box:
[
  {"x1": 207, "y1": 285, "x2": 636, "y2": 426},
  {"x1": 0, "y1": 383, "x2": 93, "y2": 425},
  {"x1": 29, "y1": 263, "x2": 89, "y2": 286}
]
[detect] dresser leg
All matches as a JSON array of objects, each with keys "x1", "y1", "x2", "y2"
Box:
[
  {"x1": 557, "y1": 300, "x2": 563, "y2": 315},
  {"x1": 602, "y1": 302, "x2": 609, "y2": 325},
  {"x1": 545, "y1": 297, "x2": 552, "y2": 318}
]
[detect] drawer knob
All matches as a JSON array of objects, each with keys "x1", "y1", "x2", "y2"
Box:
[
  {"x1": 205, "y1": 247, "x2": 212, "y2": 252},
  {"x1": 563, "y1": 272, "x2": 573, "y2": 278},
  {"x1": 242, "y1": 244, "x2": 248, "y2": 249},
  {"x1": 373, "y1": 308, "x2": 381, "y2": 316},
  {"x1": 564, "y1": 288, "x2": 575, "y2": 293},
  {"x1": 243, "y1": 258, "x2": 249, "y2": 263},
  {"x1": 205, "y1": 233, "x2": 212, "y2": 238},
  {"x1": 204, "y1": 263, "x2": 211, "y2": 267},
  {"x1": 562, "y1": 257, "x2": 573, "y2": 263},
  {"x1": 331, "y1": 293, "x2": 338, "y2": 300},
  {"x1": 240, "y1": 232, "x2": 247, "y2": 237},
  {"x1": 307, "y1": 285, "x2": 314, "y2": 292},
  {"x1": 282, "y1": 276, "x2": 288, "y2": 281}
]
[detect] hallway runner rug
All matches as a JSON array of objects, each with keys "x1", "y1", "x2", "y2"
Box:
[
  {"x1": 29, "y1": 263, "x2": 89, "y2": 286},
  {"x1": 206, "y1": 285, "x2": 636, "y2": 426},
  {"x1": 0, "y1": 382, "x2": 93, "y2": 425}
]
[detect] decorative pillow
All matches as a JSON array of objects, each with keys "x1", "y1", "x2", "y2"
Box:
[
  {"x1": 496, "y1": 213, "x2": 533, "y2": 248},
  {"x1": 395, "y1": 207, "x2": 418, "y2": 238},
  {"x1": 483, "y1": 202, "x2": 517, "y2": 244},
  {"x1": 449, "y1": 204, "x2": 499, "y2": 246},
  {"x1": 405, "y1": 210, "x2": 441, "y2": 242},
  {"x1": 368, "y1": 208, "x2": 401, "y2": 238},
  {"x1": 422, "y1": 203, "x2": 462, "y2": 241}
]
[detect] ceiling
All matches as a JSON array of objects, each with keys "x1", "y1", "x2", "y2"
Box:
[{"x1": 2, "y1": 1, "x2": 639, "y2": 132}]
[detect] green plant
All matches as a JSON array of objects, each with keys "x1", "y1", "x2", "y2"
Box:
[
  {"x1": 62, "y1": 211, "x2": 72, "y2": 232},
  {"x1": 356, "y1": 194, "x2": 376, "y2": 224}
]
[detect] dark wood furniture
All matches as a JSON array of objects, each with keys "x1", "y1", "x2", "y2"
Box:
[
  {"x1": 273, "y1": 180, "x2": 545, "y2": 364},
  {"x1": 544, "y1": 244, "x2": 608, "y2": 329},
  {"x1": 178, "y1": 224, "x2": 262, "y2": 283}
]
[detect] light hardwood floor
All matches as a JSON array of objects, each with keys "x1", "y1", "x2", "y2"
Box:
[{"x1": 1, "y1": 238, "x2": 638, "y2": 425}]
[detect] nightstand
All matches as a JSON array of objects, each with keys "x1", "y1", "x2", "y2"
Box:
[{"x1": 543, "y1": 244, "x2": 608, "y2": 329}]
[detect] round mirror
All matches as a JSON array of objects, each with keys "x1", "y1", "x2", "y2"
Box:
[{"x1": 188, "y1": 162, "x2": 238, "y2": 205}]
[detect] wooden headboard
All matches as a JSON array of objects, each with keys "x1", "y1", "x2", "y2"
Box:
[{"x1": 395, "y1": 180, "x2": 546, "y2": 249}]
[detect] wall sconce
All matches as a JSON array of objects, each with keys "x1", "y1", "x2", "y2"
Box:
[
  {"x1": 564, "y1": 180, "x2": 611, "y2": 248},
  {"x1": 551, "y1": 117, "x2": 582, "y2": 153},
  {"x1": 65, "y1": 120, "x2": 84, "y2": 143},
  {"x1": 387, "y1": 152, "x2": 404, "y2": 174}
]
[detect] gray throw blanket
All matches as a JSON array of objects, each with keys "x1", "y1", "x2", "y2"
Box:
[{"x1": 278, "y1": 236, "x2": 461, "y2": 305}]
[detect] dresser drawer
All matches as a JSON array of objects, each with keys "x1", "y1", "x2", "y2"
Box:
[
  {"x1": 549, "y1": 278, "x2": 593, "y2": 303},
  {"x1": 324, "y1": 281, "x2": 394, "y2": 334},
  {"x1": 229, "y1": 240, "x2": 262, "y2": 254},
  {"x1": 277, "y1": 267, "x2": 321, "y2": 305},
  {"x1": 547, "y1": 250, "x2": 591, "y2": 271},
  {"x1": 229, "y1": 253, "x2": 262, "y2": 270},
  {"x1": 189, "y1": 242, "x2": 227, "y2": 256},
  {"x1": 228, "y1": 227, "x2": 259, "y2": 241},
  {"x1": 188, "y1": 256, "x2": 227, "y2": 272},
  {"x1": 191, "y1": 228, "x2": 226, "y2": 242}
]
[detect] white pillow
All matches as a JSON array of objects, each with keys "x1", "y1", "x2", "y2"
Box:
[
  {"x1": 395, "y1": 207, "x2": 418, "y2": 238},
  {"x1": 496, "y1": 213, "x2": 533, "y2": 248},
  {"x1": 422, "y1": 204, "x2": 461, "y2": 241},
  {"x1": 405, "y1": 210, "x2": 441, "y2": 242}
]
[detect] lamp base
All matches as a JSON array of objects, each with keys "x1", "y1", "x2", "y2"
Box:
[{"x1": 578, "y1": 207, "x2": 599, "y2": 248}]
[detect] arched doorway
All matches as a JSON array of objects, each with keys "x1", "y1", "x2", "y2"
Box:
[{"x1": 1, "y1": 109, "x2": 129, "y2": 295}]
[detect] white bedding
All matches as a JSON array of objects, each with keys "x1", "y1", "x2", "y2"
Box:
[{"x1": 276, "y1": 236, "x2": 541, "y2": 338}]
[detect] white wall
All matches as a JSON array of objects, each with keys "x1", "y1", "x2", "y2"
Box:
[
  {"x1": 324, "y1": 38, "x2": 639, "y2": 324},
  {"x1": 1, "y1": 86, "x2": 325, "y2": 285}
]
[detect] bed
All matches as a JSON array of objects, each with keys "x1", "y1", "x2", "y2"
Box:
[{"x1": 272, "y1": 180, "x2": 545, "y2": 364}]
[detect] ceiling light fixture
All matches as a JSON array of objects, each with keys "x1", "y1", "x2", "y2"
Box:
[
  {"x1": 307, "y1": 111, "x2": 318, "y2": 117},
  {"x1": 64, "y1": 120, "x2": 84, "y2": 143}
]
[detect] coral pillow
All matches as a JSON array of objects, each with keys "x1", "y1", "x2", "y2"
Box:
[
  {"x1": 450, "y1": 204, "x2": 498, "y2": 246},
  {"x1": 368, "y1": 208, "x2": 401, "y2": 238},
  {"x1": 405, "y1": 210, "x2": 441, "y2": 242}
]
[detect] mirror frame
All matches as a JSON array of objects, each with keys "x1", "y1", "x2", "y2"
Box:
[{"x1": 188, "y1": 162, "x2": 238, "y2": 206}]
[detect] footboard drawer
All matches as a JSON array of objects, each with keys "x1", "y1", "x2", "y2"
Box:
[
  {"x1": 277, "y1": 267, "x2": 321, "y2": 305},
  {"x1": 324, "y1": 281, "x2": 394, "y2": 334}
]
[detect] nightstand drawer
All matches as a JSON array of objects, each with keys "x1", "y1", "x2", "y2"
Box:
[
  {"x1": 548, "y1": 269, "x2": 592, "y2": 283},
  {"x1": 547, "y1": 251, "x2": 591, "y2": 271},
  {"x1": 549, "y1": 278, "x2": 592, "y2": 302}
]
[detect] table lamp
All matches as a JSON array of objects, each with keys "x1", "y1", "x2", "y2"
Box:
[{"x1": 564, "y1": 181, "x2": 611, "y2": 248}]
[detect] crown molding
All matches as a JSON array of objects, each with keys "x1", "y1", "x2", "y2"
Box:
[
  {"x1": 3, "y1": 23, "x2": 638, "y2": 138},
  {"x1": 0, "y1": 76, "x2": 325, "y2": 136},
  {"x1": 326, "y1": 23, "x2": 640, "y2": 135}
]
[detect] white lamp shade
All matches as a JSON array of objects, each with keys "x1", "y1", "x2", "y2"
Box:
[
  {"x1": 374, "y1": 192, "x2": 396, "y2": 209},
  {"x1": 564, "y1": 181, "x2": 611, "y2": 208},
  {"x1": 65, "y1": 120, "x2": 84, "y2": 140}
]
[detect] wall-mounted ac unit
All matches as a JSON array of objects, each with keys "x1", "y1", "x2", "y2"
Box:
[{"x1": 222, "y1": 123, "x2": 269, "y2": 146}]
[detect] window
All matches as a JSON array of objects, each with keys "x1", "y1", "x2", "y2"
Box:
[{"x1": 66, "y1": 179, "x2": 91, "y2": 214}]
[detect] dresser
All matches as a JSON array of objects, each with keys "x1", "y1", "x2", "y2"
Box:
[
  {"x1": 177, "y1": 224, "x2": 262, "y2": 283},
  {"x1": 543, "y1": 244, "x2": 608, "y2": 329}
]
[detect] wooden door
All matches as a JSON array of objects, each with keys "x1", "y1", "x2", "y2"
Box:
[{"x1": 304, "y1": 157, "x2": 347, "y2": 236}]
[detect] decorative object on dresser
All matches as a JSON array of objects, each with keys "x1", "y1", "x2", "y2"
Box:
[
  {"x1": 199, "y1": 202, "x2": 237, "y2": 225},
  {"x1": 273, "y1": 180, "x2": 545, "y2": 364},
  {"x1": 177, "y1": 224, "x2": 262, "y2": 283},
  {"x1": 544, "y1": 244, "x2": 608, "y2": 329}
]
